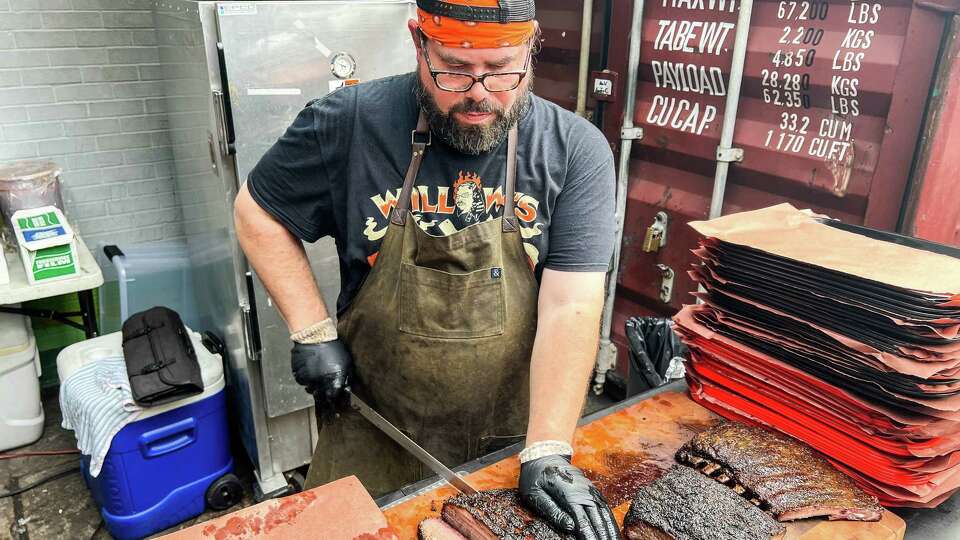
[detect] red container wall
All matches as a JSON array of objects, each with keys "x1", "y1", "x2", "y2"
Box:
[
  {"x1": 601, "y1": 0, "x2": 954, "y2": 381},
  {"x1": 902, "y1": 14, "x2": 960, "y2": 247},
  {"x1": 534, "y1": 0, "x2": 609, "y2": 113}
]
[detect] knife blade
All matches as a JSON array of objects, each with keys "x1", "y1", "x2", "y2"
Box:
[{"x1": 347, "y1": 390, "x2": 479, "y2": 495}]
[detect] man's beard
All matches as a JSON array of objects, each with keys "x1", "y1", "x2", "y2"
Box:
[{"x1": 414, "y1": 73, "x2": 531, "y2": 156}]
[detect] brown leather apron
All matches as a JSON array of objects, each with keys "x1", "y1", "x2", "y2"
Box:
[{"x1": 304, "y1": 114, "x2": 539, "y2": 497}]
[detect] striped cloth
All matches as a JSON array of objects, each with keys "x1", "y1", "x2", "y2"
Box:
[{"x1": 59, "y1": 357, "x2": 142, "y2": 477}]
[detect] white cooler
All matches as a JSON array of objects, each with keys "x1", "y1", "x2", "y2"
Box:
[{"x1": 0, "y1": 311, "x2": 43, "y2": 451}]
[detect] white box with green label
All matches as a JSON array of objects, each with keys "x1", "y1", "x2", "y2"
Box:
[{"x1": 12, "y1": 206, "x2": 79, "y2": 285}]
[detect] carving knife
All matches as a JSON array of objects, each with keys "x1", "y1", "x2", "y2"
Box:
[{"x1": 346, "y1": 389, "x2": 479, "y2": 495}]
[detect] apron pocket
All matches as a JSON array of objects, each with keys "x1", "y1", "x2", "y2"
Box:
[{"x1": 399, "y1": 262, "x2": 505, "y2": 339}]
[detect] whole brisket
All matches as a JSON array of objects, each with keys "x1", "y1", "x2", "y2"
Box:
[
  {"x1": 623, "y1": 465, "x2": 785, "y2": 540},
  {"x1": 440, "y1": 489, "x2": 573, "y2": 540},
  {"x1": 676, "y1": 422, "x2": 883, "y2": 521}
]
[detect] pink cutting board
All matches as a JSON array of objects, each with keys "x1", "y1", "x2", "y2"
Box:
[{"x1": 159, "y1": 475, "x2": 399, "y2": 540}]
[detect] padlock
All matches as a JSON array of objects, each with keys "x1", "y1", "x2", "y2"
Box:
[
  {"x1": 642, "y1": 211, "x2": 669, "y2": 253},
  {"x1": 643, "y1": 226, "x2": 662, "y2": 252}
]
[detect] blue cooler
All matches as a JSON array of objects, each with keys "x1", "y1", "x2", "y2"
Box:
[{"x1": 57, "y1": 330, "x2": 239, "y2": 540}]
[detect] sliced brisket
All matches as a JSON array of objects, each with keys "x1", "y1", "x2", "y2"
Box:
[
  {"x1": 440, "y1": 489, "x2": 573, "y2": 540},
  {"x1": 676, "y1": 421, "x2": 883, "y2": 522},
  {"x1": 624, "y1": 465, "x2": 784, "y2": 540},
  {"x1": 419, "y1": 517, "x2": 467, "y2": 540}
]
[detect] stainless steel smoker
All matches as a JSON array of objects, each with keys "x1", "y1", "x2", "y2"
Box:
[{"x1": 152, "y1": 0, "x2": 416, "y2": 498}]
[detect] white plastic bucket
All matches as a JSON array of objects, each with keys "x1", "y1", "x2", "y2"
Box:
[{"x1": 0, "y1": 313, "x2": 43, "y2": 451}]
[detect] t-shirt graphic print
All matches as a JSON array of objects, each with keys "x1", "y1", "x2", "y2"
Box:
[{"x1": 363, "y1": 170, "x2": 545, "y2": 269}]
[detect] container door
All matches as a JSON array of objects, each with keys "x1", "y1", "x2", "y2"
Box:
[
  {"x1": 216, "y1": 0, "x2": 417, "y2": 418},
  {"x1": 900, "y1": 15, "x2": 960, "y2": 247},
  {"x1": 601, "y1": 0, "x2": 952, "y2": 383}
]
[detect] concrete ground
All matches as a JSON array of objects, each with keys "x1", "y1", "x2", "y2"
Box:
[
  {"x1": 2, "y1": 391, "x2": 958, "y2": 539},
  {"x1": 899, "y1": 497, "x2": 960, "y2": 540}
]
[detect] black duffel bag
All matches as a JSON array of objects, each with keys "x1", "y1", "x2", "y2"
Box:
[{"x1": 122, "y1": 306, "x2": 203, "y2": 406}]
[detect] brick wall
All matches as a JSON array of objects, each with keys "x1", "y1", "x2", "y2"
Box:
[{"x1": 0, "y1": 0, "x2": 184, "y2": 247}]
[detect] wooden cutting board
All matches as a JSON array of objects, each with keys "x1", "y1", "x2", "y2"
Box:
[{"x1": 382, "y1": 390, "x2": 905, "y2": 540}]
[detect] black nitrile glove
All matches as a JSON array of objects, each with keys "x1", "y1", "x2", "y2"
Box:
[
  {"x1": 520, "y1": 454, "x2": 621, "y2": 540},
  {"x1": 290, "y1": 340, "x2": 352, "y2": 416}
]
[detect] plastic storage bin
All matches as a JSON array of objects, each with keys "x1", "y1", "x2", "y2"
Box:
[
  {"x1": 95, "y1": 240, "x2": 200, "y2": 334},
  {"x1": 0, "y1": 160, "x2": 65, "y2": 248},
  {"x1": 57, "y1": 329, "x2": 240, "y2": 540},
  {"x1": 0, "y1": 311, "x2": 43, "y2": 451}
]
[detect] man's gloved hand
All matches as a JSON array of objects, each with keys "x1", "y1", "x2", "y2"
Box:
[
  {"x1": 520, "y1": 454, "x2": 621, "y2": 540},
  {"x1": 290, "y1": 339, "x2": 352, "y2": 414}
]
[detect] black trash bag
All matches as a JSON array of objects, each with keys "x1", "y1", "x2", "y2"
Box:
[{"x1": 625, "y1": 316, "x2": 688, "y2": 395}]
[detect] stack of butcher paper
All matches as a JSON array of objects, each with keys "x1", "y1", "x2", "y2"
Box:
[{"x1": 673, "y1": 203, "x2": 960, "y2": 507}]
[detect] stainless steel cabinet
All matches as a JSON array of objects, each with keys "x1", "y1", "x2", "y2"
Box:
[{"x1": 153, "y1": 0, "x2": 416, "y2": 496}]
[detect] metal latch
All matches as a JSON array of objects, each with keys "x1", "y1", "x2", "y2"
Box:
[
  {"x1": 716, "y1": 146, "x2": 744, "y2": 162},
  {"x1": 621, "y1": 126, "x2": 643, "y2": 140},
  {"x1": 656, "y1": 264, "x2": 675, "y2": 304},
  {"x1": 642, "y1": 211, "x2": 669, "y2": 252}
]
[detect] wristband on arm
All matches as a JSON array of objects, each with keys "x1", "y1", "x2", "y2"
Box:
[
  {"x1": 519, "y1": 440, "x2": 574, "y2": 463},
  {"x1": 290, "y1": 318, "x2": 338, "y2": 344}
]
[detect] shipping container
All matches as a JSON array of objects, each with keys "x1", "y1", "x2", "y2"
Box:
[
  {"x1": 901, "y1": 13, "x2": 960, "y2": 246},
  {"x1": 586, "y1": 0, "x2": 960, "y2": 386}
]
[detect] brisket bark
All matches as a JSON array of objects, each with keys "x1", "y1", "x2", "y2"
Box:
[
  {"x1": 676, "y1": 422, "x2": 883, "y2": 522},
  {"x1": 440, "y1": 489, "x2": 573, "y2": 540},
  {"x1": 623, "y1": 465, "x2": 785, "y2": 540}
]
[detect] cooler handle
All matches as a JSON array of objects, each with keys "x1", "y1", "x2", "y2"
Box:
[{"x1": 139, "y1": 417, "x2": 197, "y2": 458}]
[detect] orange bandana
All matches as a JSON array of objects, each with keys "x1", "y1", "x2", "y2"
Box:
[{"x1": 417, "y1": 0, "x2": 536, "y2": 49}]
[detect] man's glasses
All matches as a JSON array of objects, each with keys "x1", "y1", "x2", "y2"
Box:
[{"x1": 419, "y1": 32, "x2": 531, "y2": 93}]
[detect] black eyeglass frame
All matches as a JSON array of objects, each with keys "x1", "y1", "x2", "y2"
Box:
[{"x1": 418, "y1": 31, "x2": 532, "y2": 93}]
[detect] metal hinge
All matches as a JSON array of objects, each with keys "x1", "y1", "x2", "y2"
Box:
[
  {"x1": 240, "y1": 305, "x2": 260, "y2": 362},
  {"x1": 716, "y1": 146, "x2": 744, "y2": 162},
  {"x1": 242, "y1": 272, "x2": 262, "y2": 362},
  {"x1": 621, "y1": 126, "x2": 643, "y2": 140},
  {"x1": 212, "y1": 90, "x2": 231, "y2": 157}
]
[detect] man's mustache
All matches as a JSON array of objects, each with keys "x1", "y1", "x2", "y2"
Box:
[{"x1": 449, "y1": 99, "x2": 502, "y2": 115}]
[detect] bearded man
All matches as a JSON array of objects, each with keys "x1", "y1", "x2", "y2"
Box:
[{"x1": 233, "y1": 1, "x2": 618, "y2": 538}]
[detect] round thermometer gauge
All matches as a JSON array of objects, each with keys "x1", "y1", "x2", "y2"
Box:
[{"x1": 330, "y1": 52, "x2": 356, "y2": 79}]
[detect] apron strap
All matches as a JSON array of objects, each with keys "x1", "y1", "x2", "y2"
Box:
[
  {"x1": 392, "y1": 112, "x2": 431, "y2": 225},
  {"x1": 392, "y1": 111, "x2": 520, "y2": 231},
  {"x1": 502, "y1": 125, "x2": 518, "y2": 232}
]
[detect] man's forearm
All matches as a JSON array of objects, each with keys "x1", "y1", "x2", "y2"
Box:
[
  {"x1": 234, "y1": 182, "x2": 329, "y2": 333},
  {"x1": 525, "y1": 270, "x2": 605, "y2": 445}
]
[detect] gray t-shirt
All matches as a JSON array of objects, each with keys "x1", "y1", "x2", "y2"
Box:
[{"x1": 248, "y1": 72, "x2": 615, "y2": 314}]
